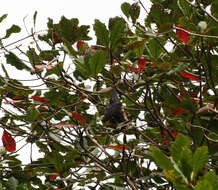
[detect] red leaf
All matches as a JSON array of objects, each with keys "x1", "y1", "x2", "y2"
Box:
[
  {"x1": 161, "y1": 140, "x2": 171, "y2": 144},
  {"x1": 113, "y1": 60, "x2": 118, "y2": 64},
  {"x1": 163, "y1": 130, "x2": 169, "y2": 136},
  {"x1": 172, "y1": 131, "x2": 179, "y2": 138},
  {"x1": 4, "y1": 100, "x2": 24, "y2": 104},
  {"x1": 172, "y1": 108, "x2": 188, "y2": 116},
  {"x1": 163, "y1": 128, "x2": 179, "y2": 138},
  {"x1": 2, "y1": 130, "x2": 16, "y2": 152},
  {"x1": 55, "y1": 124, "x2": 81, "y2": 129},
  {"x1": 49, "y1": 173, "x2": 60, "y2": 181},
  {"x1": 72, "y1": 112, "x2": 86, "y2": 125},
  {"x1": 196, "y1": 104, "x2": 214, "y2": 114},
  {"x1": 51, "y1": 30, "x2": 61, "y2": 44},
  {"x1": 128, "y1": 65, "x2": 139, "y2": 73},
  {"x1": 180, "y1": 72, "x2": 200, "y2": 82},
  {"x1": 137, "y1": 57, "x2": 147, "y2": 73},
  {"x1": 12, "y1": 96, "x2": 24, "y2": 100},
  {"x1": 76, "y1": 40, "x2": 86, "y2": 50},
  {"x1": 189, "y1": 93, "x2": 198, "y2": 98},
  {"x1": 108, "y1": 145, "x2": 128, "y2": 151},
  {"x1": 176, "y1": 25, "x2": 190, "y2": 44},
  {"x1": 35, "y1": 65, "x2": 44, "y2": 71},
  {"x1": 30, "y1": 96, "x2": 50, "y2": 103}
]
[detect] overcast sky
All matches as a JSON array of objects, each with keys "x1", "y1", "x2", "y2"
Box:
[
  {"x1": 1, "y1": 0, "x2": 151, "y2": 38},
  {"x1": 1, "y1": 0, "x2": 138, "y2": 34}
]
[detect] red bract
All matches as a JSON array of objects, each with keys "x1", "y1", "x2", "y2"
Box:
[
  {"x1": 172, "y1": 108, "x2": 188, "y2": 116},
  {"x1": 137, "y1": 57, "x2": 147, "y2": 73},
  {"x1": 2, "y1": 130, "x2": 16, "y2": 152},
  {"x1": 180, "y1": 72, "x2": 200, "y2": 82},
  {"x1": 30, "y1": 96, "x2": 50, "y2": 103},
  {"x1": 72, "y1": 112, "x2": 86, "y2": 125},
  {"x1": 176, "y1": 25, "x2": 190, "y2": 44}
]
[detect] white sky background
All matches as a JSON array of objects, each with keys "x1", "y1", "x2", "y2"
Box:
[{"x1": 0, "y1": 0, "x2": 152, "y2": 165}]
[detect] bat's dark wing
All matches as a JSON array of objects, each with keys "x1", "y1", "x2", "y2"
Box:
[{"x1": 103, "y1": 87, "x2": 123, "y2": 125}]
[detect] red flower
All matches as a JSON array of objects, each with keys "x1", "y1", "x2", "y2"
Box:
[
  {"x1": 30, "y1": 96, "x2": 50, "y2": 103},
  {"x1": 176, "y1": 25, "x2": 190, "y2": 44},
  {"x1": 180, "y1": 72, "x2": 200, "y2": 82},
  {"x1": 2, "y1": 130, "x2": 16, "y2": 152},
  {"x1": 172, "y1": 108, "x2": 188, "y2": 116},
  {"x1": 137, "y1": 57, "x2": 147, "y2": 73},
  {"x1": 72, "y1": 112, "x2": 86, "y2": 125}
]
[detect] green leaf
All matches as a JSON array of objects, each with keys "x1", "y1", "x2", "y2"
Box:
[
  {"x1": 33, "y1": 11, "x2": 37, "y2": 27},
  {"x1": 3, "y1": 25, "x2": 21, "y2": 39},
  {"x1": 109, "y1": 17, "x2": 126, "y2": 49},
  {"x1": 1, "y1": 63, "x2": 9, "y2": 78},
  {"x1": 150, "y1": 146, "x2": 174, "y2": 170},
  {"x1": 211, "y1": 1, "x2": 218, "y2": 18},
  {"x1": 170, "y1": 134, "x2": 191, "y2": 161},
  {"x1": 194, "y1": 178, "x2": 212, "y2": 190},
  {"x1": 174, "y1": 183, "x2": 192, "y2": 190},
  {"x1": 180, "y1": 147, "x2": 193, "y2": 180},
  {"x1": 148, "y1": 39, "x2": 163, "y2": 59},
  {"x1": 93, "y1": 19, "x2": 109, "y2": 47},
  {"x1": 105, "y1": 184, "x2": 127, "y2": 190},
  {"x1": 5, "y1": 177, "x2": 19, "y2": 190},
  {"x1": 129, "y1": 3, "x2": 140, "y2": 24},
  {"x1": 26, "y1": 106, "x2": 39, "y2": 122},
  {"x1": 45, "y1": 62, "x2": 63, "y2": 77},
  {"x1": 203, "y1": 170, "x2": 218, "y2": 190},
  {"x1": 121, "y1": 2, "x2": 131, "y2": 19},
  {"x1": 193, "y1": 146, "x2": 208, "y2": 175},
  {"x1": 88, "y1": 50, "x2": 106, "y2": 76},
  {"x1": 0, "y1": 14, "x2": 7, "y2": 23},
  {"x1": 39, "y1": 50, "x2": 59, "y2": 61},
  {"x1": 5, "y1": 52, "x2": 31, "y2": 71},
  {"x1": 151, "y1": 0, "x2": 163, "y2": 2},
  {"x1": 177, "y1": 0, "x2": 192, "y2": 18}
]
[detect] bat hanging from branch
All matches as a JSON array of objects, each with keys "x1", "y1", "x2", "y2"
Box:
[{"x1": 103, "y1": 86, "x2": 124, "y2": 127}]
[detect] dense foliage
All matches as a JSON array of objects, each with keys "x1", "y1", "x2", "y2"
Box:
[{"x1": 0, "y1": 0, "x2": 217, "y2": 189}]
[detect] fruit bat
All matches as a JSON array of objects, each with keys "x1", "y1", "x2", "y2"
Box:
[{"x1": 103, "y1": 86, "x2": 123, "y2": 127}]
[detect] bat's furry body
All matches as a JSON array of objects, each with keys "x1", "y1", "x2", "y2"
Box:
[{"x1": 103, "y1": 87, "x2": 123, "y2": 126}]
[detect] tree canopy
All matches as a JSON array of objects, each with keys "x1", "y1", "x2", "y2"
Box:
[{"x1": 0, "y1": 0, "x2": 218, "y2": 189}]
